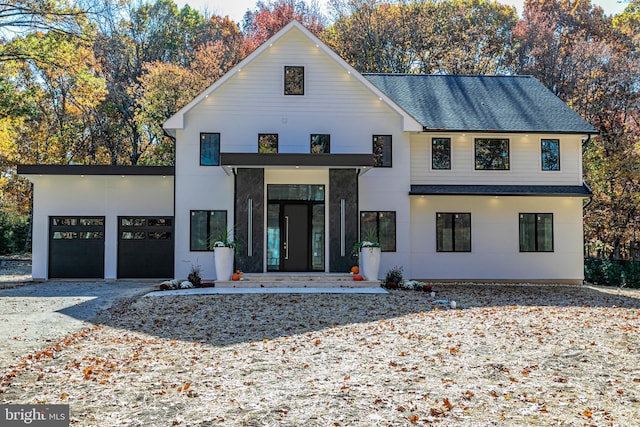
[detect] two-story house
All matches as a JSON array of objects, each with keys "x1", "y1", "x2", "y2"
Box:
[{"x1": 19, "y1": 21, "x2": 595, "y2": 283}]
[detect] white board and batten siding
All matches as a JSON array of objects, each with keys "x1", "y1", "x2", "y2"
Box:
[
  {"x1": 28, "y1": 175, "x2": 174, "y2": 280},
  {"x1": 410, "y1": 133, "x2": 584, "y2": 186},
  {"x1": 174, "y1": 28, "x2": 412, "y2": 279}
]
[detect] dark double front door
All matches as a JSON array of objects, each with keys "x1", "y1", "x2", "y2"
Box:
[{"x1": 267, "y1": 185, "x2": 325, "y2": 272}]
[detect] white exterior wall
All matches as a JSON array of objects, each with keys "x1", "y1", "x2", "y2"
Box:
[
  {"x1": 174, "y1": 29, "x2": 409, "y2": 280},
  {"x1": 410, "y1": 196, "x2": 585, "y2": 282},
  {"x1": 411, "y1": 133, "x2": 584, "y2": 185},
  {"x1": 27, "y1": 175, "x2": 174, "y2": 280}
]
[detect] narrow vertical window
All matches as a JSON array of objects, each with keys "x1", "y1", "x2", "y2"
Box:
[
  {"x1": 258, "y1": 134, "x2": 278, "y2": 153},
  {"x1": 519, "y1": 213, "x2": 553, "y2": 252},
  {"x1": 360, "y1": 211, "x2": 396, "y2": 252},
  {"x1": 311, "y1": 134, "x2": 330, "y2": 153},
  {"x1": 200, "y1": 133, "x2": 220, "y2": 166},
  {"x1": 373, "y1": 135, "x2": 392, "y2": 167},
  {"x1": 436, "y1": 213, "x2": 471, "y2": 252},
  {"x1": 475, "y1": 138, "x2": 509, "y2": 170},
  {"x1": 432, "y1": 138, "x2": 451, "y2": 169},
  {"x1": 541, "y1": 139, "x2": 560, "y2": 171},
  {"x1": 284, "y1": 66, "x2": 304, "y2": 95}
]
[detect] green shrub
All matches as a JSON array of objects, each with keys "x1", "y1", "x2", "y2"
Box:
[
  {"x1": 0, "y1": 211, "x2": 30, "y2": 255},
  {"x1": 584, "y1": 258, "x2": 640, "y2": 288}
]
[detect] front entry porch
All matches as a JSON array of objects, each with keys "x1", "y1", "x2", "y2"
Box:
[{"x1": 215, "y1": 272, "x2": 381, "y2": 288}]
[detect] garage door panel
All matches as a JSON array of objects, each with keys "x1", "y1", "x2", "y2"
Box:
[
  {"x1": 49, "y1": 217, "x2": 105, "y2": 279},
  {"x1": 118, "y1": 217, "x2": 174, "y2": 278}
]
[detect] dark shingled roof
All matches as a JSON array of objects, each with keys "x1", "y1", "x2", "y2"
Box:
[
  {"x1": 410, "y1": 184, "x2": 593, "y2": 197},
  {"x1": 364, "y1": 74, "x2": 596, "y2": 134}
]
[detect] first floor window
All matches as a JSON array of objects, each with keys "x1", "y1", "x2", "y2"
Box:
[
  {"x1": 436, "y1": 213, "x2": 471, "y2": 252},
  {"x1": 200, "y1": 133, "x2": 220, "y2": 166},
  {"x1": 190, "y1": 210, "x2": 227, "y2": 251},
  {"x1": 475, "y1": 138, "x2": 509, "y2": 170},
  {"x1": 360, "y1": 211, "x2": 396, "y2": 252},
  {"x1": 432, "y1": 138, "x2": 451, "y2": 169},
  {"x1": 373, "y1": 135, "x2": 392, "y2": 167},
  {"x1": 541, "y1": 139, "x2": 560, "y2": 171},
  {"x1": 259, "y1": 134, "x2": 278, "y2": 153},
  {"x1": 519, "y1": 213, "x2": 553, "y2": 252},
  {"x1": 311, "y1": 134, "x2": 330, "y2": 153}
]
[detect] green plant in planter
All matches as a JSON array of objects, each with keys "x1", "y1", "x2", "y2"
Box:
[
  {"x1": 209, "y1": 228, "x2": 237, "y2": 251},
  {"x1": 187, "y1": 263, "x2": 202, "y2": 287},
  {"x1": 352, "y1": 228, "x2": 381, "y2": 258},
  {"x1": 384, "y1": 265, "x2": 403, "y2": 289}
]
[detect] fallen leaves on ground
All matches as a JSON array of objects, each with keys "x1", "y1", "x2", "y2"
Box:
[{"x1": 1, "y1": 285, "x2": 640, "y2": 426}]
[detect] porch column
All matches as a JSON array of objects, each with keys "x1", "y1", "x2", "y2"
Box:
[
  {"x1": 329, "y1": 169, "x2": 359, "y2": 272},
  {"x1": 235, "y1": 168, "x2": 264, "y2": 273}
]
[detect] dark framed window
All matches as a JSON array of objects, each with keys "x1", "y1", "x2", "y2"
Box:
[
  {"x1": 200, "y1": 133, "x2": 220, "y2": 166},
  {"x1": 541, "y1": 139, "x2": 560, "y2": 171},
  {"x1": 284, "y1": 66, "x2": 304, "y2": 95},
  {"x1": 519, "y1": 213, "x2": 553, "y2": 252},
  {"x1": 373, "y1": 135, "x2": 392, "y2": 167},
  {"x1": 258, "y1": 134, "x2": 278, "y2": 153},
  {"x1": 432, "y1": 138, "x2": 451, "y2": 169},
  {"x1": 475, "y1": 138, "x2": 509, "y2": 170},
  {"x1": 190, "y1": 210, "x2": 227, "y2": 251},
  {"x1": 311, "y1": 134, "x2": 330, "y2": 154},
  {"x1": 360, "y1": 211, "x2": 396, "y2": 252},
  {"x1": 436, "y1": 213, "x2": 471, "y2": 252}
]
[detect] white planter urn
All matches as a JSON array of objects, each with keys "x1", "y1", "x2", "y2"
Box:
[
  {"x1": 214, "y1": 247, "x2": 234, "y2": 281},
  {"x1": 360, "y1": 246, "x2": 381, "y2": 281}
]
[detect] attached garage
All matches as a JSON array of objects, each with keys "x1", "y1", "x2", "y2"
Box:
[
  {"x1": 118, "y1": 216, "x2": 174, "y2": 278},
  {"x1": 49, "y1": 216, "x2": 105, "y2": 278}
]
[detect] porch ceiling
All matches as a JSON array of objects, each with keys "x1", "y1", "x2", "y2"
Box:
[{"x1": 220, "y1": 153, "x2": 374, "y2": 175}]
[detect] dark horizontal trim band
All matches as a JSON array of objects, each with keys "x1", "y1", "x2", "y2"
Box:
[
  {"x1": 17, "y1": 165, "x2": 175, "y2": 176},
  {"x1": 410, "y1": 184, "x2": 593, "y2": 197},
  {"x1": 220, "y1": 153, "x2": 374, "y2": 167}
]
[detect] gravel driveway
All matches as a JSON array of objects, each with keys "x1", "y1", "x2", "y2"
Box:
[{"x1": 0, "y1": 280, "x2": 156, "y2": 369}]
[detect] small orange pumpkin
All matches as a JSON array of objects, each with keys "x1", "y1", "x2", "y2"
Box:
[
  {"x1": 231, "y1": 273, "x2": 240, "y2": 281},
  {"x1": 351, "y1": 266, "x2": 359, "y2": 274},
  {"x1": 353, "y1": 275, "x2": 364, "y2": 281}
]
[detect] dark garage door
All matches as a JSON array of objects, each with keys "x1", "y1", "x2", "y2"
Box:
[
  {"x1": 49, "y1": 216, "x2": 105, "y2": 279},
  {"x1": 118, "y1": 217, "x2": 174, "y2": 278}
]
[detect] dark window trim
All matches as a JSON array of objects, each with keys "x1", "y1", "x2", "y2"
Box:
[
  {"x1": 519, "y1": 212, "x2": 554, "y2": 252},
  {"x1": 541, "y1": 139, "x2": 561, "y2": 171},
  {"x1": 474, "y1": 138, "x2": 510, "y2": 170},
  {"x1": 190, "y1": 210, "x2": 227, "y2": 252},
  {"x1": 436, "y1": 212, "x2": 472, "y2": 253},
  {"x1": 258, "y1": 133, "x2": 279, "y2": 154},
  {"x1": 360, "y1": 210, "x2": 396, "y2": 252},
  {"x1": 200, "y1": 132, "x2": 220, "y2": 166},
  {"x1": 373, "y1": 135, "x2": 392, "y2": 168},
  {"x1": 284, "y1": 65, "x2": 305, "y2": 96},
  {"x1": 432, "y1": 137, "x2": 452, "y2": 170},
  {"x1": 310, "y1": 134, "x2": 330, "y2": 154}
]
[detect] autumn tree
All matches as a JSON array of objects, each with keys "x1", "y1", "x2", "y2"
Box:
[{"x1": 241, "y1": 0, "x2": 326, "y2": 55}]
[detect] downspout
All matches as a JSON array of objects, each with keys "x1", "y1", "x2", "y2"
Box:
[{"x1": 582, "y1": 134, "x2": 593, "y2": 209}]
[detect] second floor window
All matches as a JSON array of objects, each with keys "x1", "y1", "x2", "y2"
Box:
[
  {"x1": 432, "y1": 138, "x2": 451, "y2": 169},
  {"x1": 259, "y1": 134, "x2": 278, "y2": 153},
  {"x1": 541, "y1": 139, "x2": 560, "y2": 171},
  {"x1": 475, "y1": 138, "x2": 509, "y2": 170},
  {"x1": 311, "y1": 134, "x2": 330, "y2": 153},
  {"x1": 373, "y1": 135, "x2": 392, "y2": 167},
  {"x1": 200, "y1": 133, "x2": 220, "y2": 166}
]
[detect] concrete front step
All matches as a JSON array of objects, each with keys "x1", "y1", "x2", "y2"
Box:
[{"x1": 216, "y1": 273, "x2": 381, "y2": 288}]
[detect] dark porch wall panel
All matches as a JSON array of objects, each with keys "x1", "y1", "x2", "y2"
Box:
[
  {"x1": 235, "y1": 168, "x2": 264, "y2": 273},
  {"x1": 329, "y1": 169, "x2": 359, "y2": 272}
]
